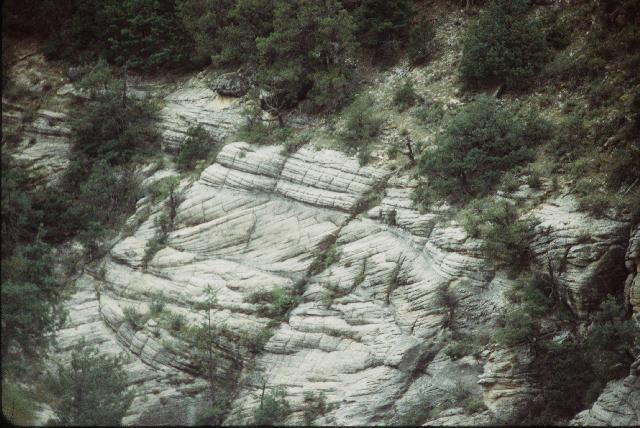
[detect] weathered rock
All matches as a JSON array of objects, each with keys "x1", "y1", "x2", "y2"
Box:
[
  {"x1": 570, "y1": 359, "x2": 640, "y2": 426},
  {"x1": 159, "y1": 72, "x2": 245, "y2": 151},
  {"x1": 211, "y1": 72, "x2": 249, "y2": 97},
  {"x1": 625, "y1": 224, "x2": 640, "y2": 320},
  {"x1": 530, "y1": 195, "x2": 630, "y2": 319}
]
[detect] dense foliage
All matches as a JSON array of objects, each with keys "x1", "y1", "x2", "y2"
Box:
[
  {"x1": 460, "y1": 0, "x2": 548, "y2": 89},
  {"x1": 175, "y1": 125, "x2": 219, "y2": 171},
  {"x1": 46, "y1": 339, "x2": 134, "y2": 425},
  {"x1": 256, "y1": 0, "x2": 358, "y2": 112},
  {"x1": 417, "y1": 95, "x2": 547, "y2": 204},
  {"x1": 339, "y1": 95, "x2": 383, "y2": 165}
]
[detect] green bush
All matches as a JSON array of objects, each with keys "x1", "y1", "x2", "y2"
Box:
[
  {"x1": 309, "y1": 241, "x2": 340, "y2": 275},
  {"x1": 142, "y1": 232, "x2": 167, "y2": 270},
  {"x1": 494, "y1": 275, "x2": 551, "y2": 347},
  {"x1": 254, "y1": 386, "x2": 290, "y2": 425},
  {"x1": 69, "y1": 63, "x2": 159, "y2": 170},
  {"x1": 149, "y1": 293, "x2": 165, "y2": 316},
  {"x1": 417, "y1": 96, "x2": 545, "y2": 204},
  {"x1": 246, "y1": 287, "x2": 298, "y2": 320},
  {"x1": 461, "y1": 397, "x2": 487, "y2": 415},
  {"x1": 340, "y1": 95, "x2": 383, "y2": 165},
  {"x1": 355, "y1": 0, "x2": 412, "y2": 60},
  {"x1": 46, "y1": 338, "x2": 134, "y2": 426},
  {"x1": 255, "y1": 0, "x2": 358, "y2": 112},
  {"x1": 123, "y1": 306, "x2": 149, "y2": 331},
  {"x1": 392, "y1": 79, "x2": 420, "y2": 111},
  {"x1": 408, "y1": 17, "x2": 437, "y2": 64},
  {"x1": 1, "y1": 240, "x2": 66, "y2": 360},
  {"x1": 175, "y1": 125, "x2": 218, "y2": 171},
  {"x1": 443, "y1": 340, "x2": 474, "y2": 360},
  {"x1": 461, "y1": 198, "x2": 537, "y2": 271},
  {"x1": 460, "y1": 0, "x2": 548, "y2": 89},
  {"x1": 160, "y1": 309, "x2": 187, "y2": 332},
  {"x1": 302, "y1": 391, "x2": 329, "y2": 425},
  {"x1": 525, "y1": 296, "x2": 639, "y2": 424}
]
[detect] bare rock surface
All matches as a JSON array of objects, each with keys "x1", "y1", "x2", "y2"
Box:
[{"x1": 530, "y1": 195, "x2": 630, "y2": 318}]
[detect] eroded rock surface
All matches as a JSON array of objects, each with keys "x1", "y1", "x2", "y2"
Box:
[
  {"x1": 530, "y1": 195, "x2": 630, "y2": 319},
  {"x1": 49, "y1": 141, "x2": 640, "y2": 425}
]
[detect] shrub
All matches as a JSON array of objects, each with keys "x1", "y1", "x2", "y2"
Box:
[
  {"x1": 79, "y1": 160, "x2": 140, "y2": 227},
  {"x1": 302, "y1": 391, "x2": 329, "y2": 425},
  {"x1": 149, "y1": 293, "x2": 165, "y2": 316},
  {"x1": 461, "y1": 198, "x2": 537, "y2": 272},
  {"x1": 575, "y1": 179, "x2": 613, "y2": 218},
  {"x1": 196, "y1": 393, "x2": 229, "y2": 425},
  {"x1": 340, "y1": 95, "x2": 383, "y2": 165},
  {"x1": 254, "y1": 386, "x2": 290, "y2": 425},
  {"x1": 162, "y1": 310, "x2": 187, "y2": 332},
  {"x1": 413, "y1": 99, "x2": 446, "y2": 128},
  {"x1": 46, "y1": 338, "x2": 134, "y2": 426},
  {"x1": 494, "y1": 275, "x2": 551, "y2": 347},
  {"x1": 235, "y1": 101, "x2": 273, "y2": 145},
  {"x1": 417, "y1": 96, "x2": 544, "y2": 204},
  {"x1": 397, "y1": 392, "x2": 436, "y2": 426},
  {"x1": 355, "y1": 0, "x2": 412, "y2": 53},
  {"x1": 408, "y1": 17, "x2": 437, "y2": 64},
  {"x1": 461, "y1": 397, "x2": 487, "y2": 415},
  {"x1": 500, "y1": 171, "x2": 520, "y2": 192},
  {"x1": 443, "y1": 340, "x2": 474, "y2": 360},
  {"x1": 309, "y1": 242, "x2": 339, "y2": 275},
  {"x1": 460, "y1": 0, "x2": 548, "y2": 89},
  {"x1": 246, "y1": 287, "x2": 297, "y2": 320},
  {"x1": 392, "y1": 79, "x2": 419, "y2": 111},
  {"x1": 526, "y1": 296, "x2": 639, "y2": 424},
  {"x1": 123, "y1": 306, "x2": 149, "y2": 330},
  {"x1": 175, "y1": 125, "x2": 218, "y2": 171},
  {"x1": 142, "y1": 233, "x2": 166, "y2": 270},
  {"x1": 255, "y1": 0, "x2": 358, "y2": 113},
  {"x1": 70, "y1": 72, "x2": 160, "y2": 168},
  {"x1": 1, "y1": 240, "x2": 66, "y2": 360}
]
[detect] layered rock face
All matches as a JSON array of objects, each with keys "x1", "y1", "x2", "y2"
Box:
[
  {"x1": 7, "y1": 46, "x2": 637, "y2": 427},
  {"x1": 530, "y1": 196, "x2": 630, "y2": 319},
  {"x1": 49, "y1": 140, "x2": 638, "y2": 425}
]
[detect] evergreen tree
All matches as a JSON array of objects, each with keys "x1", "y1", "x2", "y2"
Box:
[
  {"x1": 460, "y1": 0, "x2": 548, "y2": 89},
  {"x1": 256, "y1": 0, "x2": 358, "y2": 113},
  {"x1": 47, "y1": 339, "x2": 134, "y2": 426}
]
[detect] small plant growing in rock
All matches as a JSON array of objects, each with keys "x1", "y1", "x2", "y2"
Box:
[
  {"x1": 460, "y1": 198, "x2": 537, "y2": 273},
  {"x1": 175, "y1": 124, "x2": 219, "y2": 171},
  {"x1": 353, "y1": 258, "x2": 368, "y2": 287},
  {"x1": 254, "y1": 386, "x2": 290, "y2": 425},
  {"x1": 435, "y1": 285, "x2": 458, "y2": 329},
  {"x1": 123, "y1": 306, "x2": 150, "y2": 331},
  {"x1": 149, "y1": 292, "x2": 166, "y2": 316},
  {"x1": 302, "y1": 391, "x2": 331, "y2": 425},
  {"x1": 461, "y1": 397, "x2": 487, "y2": 415},
  {"x1": 159, "y1": 309, "x2": 187, "y2": 332}
]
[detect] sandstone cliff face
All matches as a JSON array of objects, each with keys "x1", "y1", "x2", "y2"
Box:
[
  {"x1": 51, "y1": 139, "x2": 638, "y2": 425},
  {"x1": 5, "y1": 45, "x2": 639, "y2": 426}
]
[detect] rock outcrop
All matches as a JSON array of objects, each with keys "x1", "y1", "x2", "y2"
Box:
[
  {"x1": 570, "y1": 359, "x2": 640, "y2": 426},
  {"x1": 530, "y1": 196, "x2": 630, "y2": 319},
  {"x1": 46, "y1": 139, "x2": 640, "y2": 425}
]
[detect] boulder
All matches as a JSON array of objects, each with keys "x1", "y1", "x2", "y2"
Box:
[{"x1": 211, "y1": 72, "x2": 249, "y2": 97}]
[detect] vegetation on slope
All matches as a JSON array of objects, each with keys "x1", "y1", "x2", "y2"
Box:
[{"x1": 2, "y1": 0, "x2": 639, "y2": 425}]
